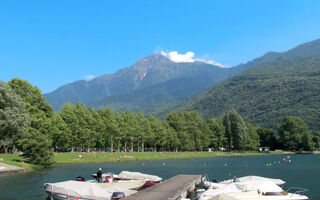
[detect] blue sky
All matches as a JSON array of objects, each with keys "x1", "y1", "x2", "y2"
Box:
[{"x1": 1, "y1": 0, "x2": 320, "y2": 93}]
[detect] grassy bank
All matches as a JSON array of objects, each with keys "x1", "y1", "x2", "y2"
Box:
[
  {"x1": 1, "y1": 151, "x2": 288, "y2": 169},
  {"x1": 0, "y1": 154, "x2": 37, "y2": 169}
]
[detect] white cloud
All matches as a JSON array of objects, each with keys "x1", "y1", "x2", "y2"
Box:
[
  {"x1": 195, "y1": 58, "x2": 229, "y2": 68},
  {"x1": 84, "y1": 75, "x2": 95, "y2": 80},
  {"x1": 160, "y1": 51, "x2": 195, "y2": 63},
  {"x1": 160, "y1": 50, "x2": 229, "y2": 68}
]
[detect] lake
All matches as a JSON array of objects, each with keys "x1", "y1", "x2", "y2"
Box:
[{"x1": 0, "y1": 154, "x2": 319, "y2": 200}]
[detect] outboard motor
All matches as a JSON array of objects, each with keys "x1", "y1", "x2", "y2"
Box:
[
  {"x1": 111, "y1": 192, "x2": 125, "y2": 200},
  {"x1": 76, "y1": 176, "x2": 85, "y2": 181}
]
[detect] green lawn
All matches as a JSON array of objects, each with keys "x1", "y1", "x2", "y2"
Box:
[
  {"x1": 1, "y1": 151, "x2": 280, "y2": 169},
  {"x1": 54, "y1": 151, "x2": 272, "y2": 164}
]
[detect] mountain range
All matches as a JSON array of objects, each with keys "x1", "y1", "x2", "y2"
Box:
[
  {"x1": 180, "y1": 39, "x2": 320, "y2": 130},
  {"x1": 45, "y1": 54, "x2": 250, "y2": 114},
  {"x1": 45, "y1": 39, "x2": 320, "y2": 131}
]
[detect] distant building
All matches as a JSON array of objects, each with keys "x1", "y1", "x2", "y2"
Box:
[{"x1": 259, "y1": 147, "x2": 270, "y2": 152}]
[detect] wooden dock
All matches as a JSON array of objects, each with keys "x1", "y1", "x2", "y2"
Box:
[{"x1": 123, "y1": 174, "x2": 202, "y2": 200}]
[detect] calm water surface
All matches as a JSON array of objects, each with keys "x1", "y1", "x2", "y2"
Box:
[{"x1": 0, "y1": 154, "x2": 319, "y2": 200}]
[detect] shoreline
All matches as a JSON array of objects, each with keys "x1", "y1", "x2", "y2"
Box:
[
  {"x1": 0, "y1": 151, "x2": 292, "y2": 172},
  {"x1": 0, "y1": 162, "x2": 29, "y2": 174}
]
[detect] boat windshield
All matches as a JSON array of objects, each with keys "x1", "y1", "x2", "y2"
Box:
[{"x1": 263, "y1": 191, "x2": 288, "y2": 196}]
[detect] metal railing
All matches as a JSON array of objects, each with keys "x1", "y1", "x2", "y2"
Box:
[{"x1": 286, "y1": 187, "x2": 309, "y2": 196}]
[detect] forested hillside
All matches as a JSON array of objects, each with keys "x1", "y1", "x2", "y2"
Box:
[{"x1": 182, "y1": 39, "x2": 320, "y2": 131}]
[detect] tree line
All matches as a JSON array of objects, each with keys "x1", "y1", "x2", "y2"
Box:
[{"x1": 1, "y1": 78, "x2": 319, "y2": 167}]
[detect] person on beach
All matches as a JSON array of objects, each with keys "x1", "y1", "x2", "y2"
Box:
[{"x1": 97, "y1": 168, "x2": 103, "y2": 183}]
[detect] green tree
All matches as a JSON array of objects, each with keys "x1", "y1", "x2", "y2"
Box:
[
  {"x1": 222, "y1": 111, "x2": 232, "y2": 151},
  {"x1": 19, "y1": 127, "x2": 53, "y2": 167},
  {"x1": 87, "y1": 107, "x2": 103, "y2": 151},
  {"x1": 313, "y1": 132, "x2": 320, "y2": 150},
  {"x1": 119, "y1": 110, "x2": 137, "y2": 152},
  {"x1": 184, "y1": 111, "x2": 208, "y2": 151},
  {"x1": 301, "y1": 131, "x2": 314, "y2": 151},
  {"x1": 257, "y1": 128, "x2": 278, "y2": 150},
  {"x1": 8, "y1": 78, "x2": 54, "y2": 130},
  {"x1": 0, "y1": 82, "x2": 30, "y2": 153},
  {"x1": 229, "y1": 110, "x2": 247, "y2": 151},
  {"x1": 50, "y1": 114, "x2": 71, "y2": 148},
  {"x1": 98, "y1": 108, "x2": 119, "y2": 152},
  {"x1": 245, "y1": 122, "x2": 260, "y2": 150},
  {"x1": 207, "y1": 118, "x2": 226, "y2": 149},
  {"x1": 278, "y1": 116, "x2": 313, "y2": 151},
  {"x1": 135, "y1": 112, "x2": 150, "y2": 152},
  {"x1": 166, "y1": 112, "x2": 200, "y2": 151},
  {"x1": 59, "y1": 103, "x2": 80, "y2": 151},
  {"x1": 164, "y1": 122, "x2": 180, "y2": 151},
  {"x1": 223, "y1": 110, "x2": 247, "y2": 151},
  {"x1": 72, "y1": 103, "x2": 97, "y2": 152},
  {"x1": 8, "y1": 78, "x2": 55, "y2": 166},
  {"x1": 149, "y1": 115, "x2": 165, "y2": 151}
]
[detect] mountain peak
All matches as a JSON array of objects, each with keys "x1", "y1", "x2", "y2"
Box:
[{"x1": 134, "y1": 54, "x2": 172, "y2": 66}]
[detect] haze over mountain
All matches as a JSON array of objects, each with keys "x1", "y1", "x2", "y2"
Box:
[
  {"x1": 45, "y1": 54, "x2": 243, "y2": 113},
  {"x1": 181, "y1": 39, "x2": 320, "y2": 130}
]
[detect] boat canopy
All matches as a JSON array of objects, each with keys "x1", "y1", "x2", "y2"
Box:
[
  {"x1": 237, "y1": 181, "x2": 283, "y2": 193},
  {"x1": 118, "y1": 171, "x2": 162, "y2": 181},
  {"x1": 220, "y1": 176, "x2": 285, "y2": 185},
  {"x1": 201, "y1": 181, "x2": 283, "y2": 200},
  {"x1": 201, "y1": 183, "x2": 243, "y2": 199},
  {"x1": 45, "y1": 181, "x2": 136, "y2": 200}
]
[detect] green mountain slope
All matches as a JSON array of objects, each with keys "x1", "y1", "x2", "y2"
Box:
[{"x1": 182, "y1": 39, "x2": 320, "y2": 131}]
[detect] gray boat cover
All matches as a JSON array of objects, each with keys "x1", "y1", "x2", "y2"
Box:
[{"x1": 45, "y1": 180, "x2": 137, "y2": 200}]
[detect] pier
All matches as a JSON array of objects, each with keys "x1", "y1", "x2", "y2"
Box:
[{"x1": 123, "y1": 174, "x2": 202, "y2": 200}]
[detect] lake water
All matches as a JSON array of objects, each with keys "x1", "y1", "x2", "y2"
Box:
[{"x1": 0, "y1": 154, "x2": 319, "y2": 200}]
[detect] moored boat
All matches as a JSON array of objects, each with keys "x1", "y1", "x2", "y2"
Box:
[
  {"x1": 91, "y1": 171, "x2": 162, "y2": 189},
  {"x1": 44, "y1": 180, "x2": 137, "y2": 200},
  {"x1": 203, "y1": 175, "x2": 285, "y2": 189},
  {"x1": 44, "y1": 171, "x2": 162, "y2": 200},
  {"x1": 220, "y1": 175, "x2": 286, "y2": 186},
  {"x1": 199, "y1": 180, "x2": 308, "y2": 200}
]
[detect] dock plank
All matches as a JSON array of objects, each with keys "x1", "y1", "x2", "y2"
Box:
[{"x1": 123, "y1": 174, "x2": 202, "y2": 200}]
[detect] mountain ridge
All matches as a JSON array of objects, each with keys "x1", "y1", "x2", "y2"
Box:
[
  {"x1": 45, "y1": 53, "x2": 232, "y2": 111},
  {"x1": 180, "y1": 39, "x2": 320, "y2": 130}
]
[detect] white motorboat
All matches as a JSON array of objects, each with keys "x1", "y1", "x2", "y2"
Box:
[
  {"x1": 220, "y1": 176, "x2": 286, "y2": 186},
  {"x1": 199, "y1": 181, "x2": 308, "y2": 200},
  {"x1": 44, "y1": 180, "x2": 137, "y2": 200},
  {"x1": 45, "y1": 171, "x2": 162, "y2": 200},
  {"x1": 203, "y1": 175, "x2": 285, "y2": 189},
  {"x1": 92, "y1": 171, "x2": 162, "y2": 188}
]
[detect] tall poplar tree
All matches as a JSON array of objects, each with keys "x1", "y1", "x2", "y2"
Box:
[
  {"x1": 8, "y1": 78, "x2": 54, "y2": 166},
  {"x1": 0, "y1": 81, "x2": 30, "y2": 153},
  {"x1": 223, "y1": 110, "x2": 247, "y2": 151}
]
